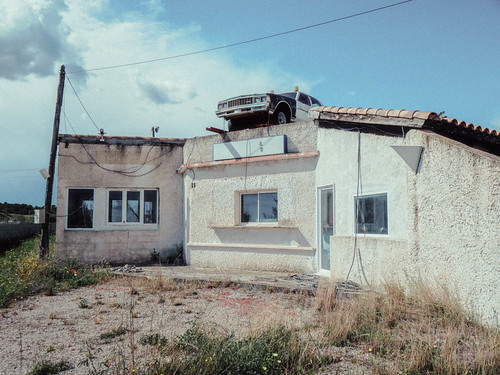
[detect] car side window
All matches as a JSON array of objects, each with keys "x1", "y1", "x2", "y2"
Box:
[
  {"x1": 310, "y1": 97, "x2": 322, "y2": 107},
  {"x1": 298, "y1": 93, "x2": 310, "y2": 105}
]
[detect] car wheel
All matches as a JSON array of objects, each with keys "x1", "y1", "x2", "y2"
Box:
[{"x1": 271, "y1": 108, "x2": 290, "y2": 125}]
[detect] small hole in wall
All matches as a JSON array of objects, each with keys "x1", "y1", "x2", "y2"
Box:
[{"x1": 191, "y1": 182, "x2": 196, "y2": 188}]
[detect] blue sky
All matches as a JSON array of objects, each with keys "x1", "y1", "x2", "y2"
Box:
[{"x1": 0, "y1": 0, "x2": 499, "y2": 206}]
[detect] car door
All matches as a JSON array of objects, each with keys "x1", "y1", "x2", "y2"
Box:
[{"x1": 295, "y1": 92, "x2": 311, "y2": 121}]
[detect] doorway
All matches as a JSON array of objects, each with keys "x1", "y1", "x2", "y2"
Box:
[{"x1": 317, "y1": 186, "x2": 333, "y2": 272}]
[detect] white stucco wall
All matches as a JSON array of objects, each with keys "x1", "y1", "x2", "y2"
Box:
[
  {"x1": 322, "y1": 127, "x2": 499, "y2": 325},
  {"x1": 316, "y1": 127, "x2": 412, "y2": 279},
  {"x1": 56, "y1": 141, "x2": 184, "y2": 264},
  {"x1": 182, "y1": 122, "x2": 319, "y2": 273},
  {"x1": 409, "y1": 130, "x2": 499, "y2": 325}
]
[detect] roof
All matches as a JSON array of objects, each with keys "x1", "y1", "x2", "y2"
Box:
[
  {"x1": 58, "y1": 134, "x2": 187, "y2": 146},
  {"x1": 310, "y1": 106, "x2": 499, "y2": 155}
]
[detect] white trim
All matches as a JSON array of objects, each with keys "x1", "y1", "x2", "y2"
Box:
[
  {"x1": 237, "y1": 190, "x2": 278, "y2": 225},
  {"x1": 105, "y1": 188, "x2": 159, "y2": 227}
]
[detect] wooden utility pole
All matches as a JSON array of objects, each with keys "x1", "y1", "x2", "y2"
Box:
[{"x1": 39, "y1": 65, "x2": 65, "y2": 259}]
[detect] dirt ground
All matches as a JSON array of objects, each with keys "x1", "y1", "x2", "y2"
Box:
[{"x1": 0, "y1": 275, "x2": 373, "y2": 374}]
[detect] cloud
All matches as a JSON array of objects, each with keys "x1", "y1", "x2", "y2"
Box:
[
  {"x1": 0, "y1": 0, "x2": 84, "y2": 81},
  {"x1": 137, "y1": 80, "x2": 198, "y2": 105}
]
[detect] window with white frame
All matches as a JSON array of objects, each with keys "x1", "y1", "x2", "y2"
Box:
[
  {"x1": 67, "y1": 188, "x2": 94, "y2": 229},
  {"x1": 355, "y1": 193, "x2": 388, "y2": 234},
  {"x1": 108, "y1": 189, "x2": 158, "y2": 225},
  {"x1": 240, "y1": 191, "x2": 278, "y2": 223}
]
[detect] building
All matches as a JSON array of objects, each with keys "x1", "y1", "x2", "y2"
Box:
[
  {"x1": 55, "y1": 106, "x2": 499, "y2": 324},
  {"x1": 56, "y1": 135, "x2": 185, "y2": 264}
]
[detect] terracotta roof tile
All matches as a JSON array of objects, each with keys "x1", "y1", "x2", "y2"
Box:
[{"x1": 309, "y1": 106, "x2": 500, "y2": 151}]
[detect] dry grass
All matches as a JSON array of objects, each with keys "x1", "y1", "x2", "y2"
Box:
[{"x1": 316, "y1": 280, "x2": 500, "y2": 374}]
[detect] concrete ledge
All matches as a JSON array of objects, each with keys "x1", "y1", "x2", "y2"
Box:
[
  {"x1": 177, "y1": 150, "x2": 319, "y2": 173},
  {"x1": 189, "y1": 242, "x2": 315, "y2": 252}
]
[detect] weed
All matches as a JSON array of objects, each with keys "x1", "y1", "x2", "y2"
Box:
[
  {"x1": 100, "y1": 325, "x2": 128, "y2": 343},
  {"x1": 26, "y1": 359, "x2": 71, "y2": 375},
  {"x1": 0, "y1": 235, "x2": 108, "y2": 307},
  {"x1": 152, "y1": 324, "x2": 326, "y2": 374},
  {"x1": 78, "y1": 341, "x2": 109, "y2": 375},
  {"x1": 140, "y1": 333, "x2": 168, "y2": 347},
  {"x1": 78, "y1": 297, "x2": 89, "y2": 309}
]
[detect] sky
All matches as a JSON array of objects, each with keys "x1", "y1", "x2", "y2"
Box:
[{"x1": 1, "y1": 0, "x2": 499, "y2": 206}]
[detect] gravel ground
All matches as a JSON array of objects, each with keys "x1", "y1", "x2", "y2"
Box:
[{"x1": 0, "y1": 276, "x2": 373, "y2": 374}]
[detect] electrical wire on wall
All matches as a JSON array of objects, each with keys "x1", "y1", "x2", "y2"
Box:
[
  {"x1": 319, "y1": 121, "x2": 386, "y2": 292},
  {"x1": 344, "y1": 129, "x2": 371, "y2": 288},
  {"x1": 60, "y1": 111, "x2": 174, "y2": 177}
]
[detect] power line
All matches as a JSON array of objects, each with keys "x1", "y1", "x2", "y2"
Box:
[
  {"x1": 68, "y1": 0, "x2": 413, "y2": 74},
  {"x1": 65, "y1": 74, "x2": 101, "y2": 132}
]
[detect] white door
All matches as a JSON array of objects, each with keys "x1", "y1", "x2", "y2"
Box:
[
  {"x1": 295, "y1": 92, "x2": 311, "y2": 121},
  {"x1": 318, "y1": 186, "x2": 333, "y2": 272}
]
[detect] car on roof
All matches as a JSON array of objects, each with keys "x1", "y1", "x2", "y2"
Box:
[{"x1": 215, "y1": 87, "x2": 322, "y2": 131}]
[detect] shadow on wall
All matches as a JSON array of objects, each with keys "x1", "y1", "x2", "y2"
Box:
[{"x1": 150, "y1": 243, "x2": 184, "y2": 266}]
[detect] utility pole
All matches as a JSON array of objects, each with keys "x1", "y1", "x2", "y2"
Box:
[{"x1": 39, "y1": 65, "x2": 65, "y2": 259}]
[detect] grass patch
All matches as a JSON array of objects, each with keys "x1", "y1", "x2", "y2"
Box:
[
  {"x1": 142, "y1": 324, "x2": 325, "y2": 375},
  {"x1": 317, "y1": 281, "x2": 500, "y2": 374},
  {"x1": 26, "y1": 359, "x2": 72, "y2": 375},
  {"x1": 0, "y1": 235, "x2": 109, "y2": 307},
  {"x1": 100, "y1": 325, "x2": 129, "y2": 343}
]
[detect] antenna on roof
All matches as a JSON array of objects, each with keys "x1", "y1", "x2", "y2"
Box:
[{"x1": 152, "y1": 126, "x2": 160, "y2": 137}]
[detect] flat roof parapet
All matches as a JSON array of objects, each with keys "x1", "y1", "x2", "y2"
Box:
[{"x1": 58, "y1": 134, "x2": 186, "y2": 146}]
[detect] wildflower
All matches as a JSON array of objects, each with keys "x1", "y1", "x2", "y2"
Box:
[
  {"x1": 272, "y1": 353, "x2": 278, "y2": 357},
  {"x1": 368, "y1": 348, "x2": 372, "y2": 352}
]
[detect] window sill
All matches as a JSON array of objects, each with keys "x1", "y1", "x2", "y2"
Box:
[{"x1": 211, "y1": 224, "x2": 298, "y2": 229}]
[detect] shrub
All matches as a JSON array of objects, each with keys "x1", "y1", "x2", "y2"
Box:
[
  {"x1": 0, "y1": 235, "x2": 108, "y2": 307},
  {"x1": 26, "y1": 359, "x2": 71, "y2": 375}
]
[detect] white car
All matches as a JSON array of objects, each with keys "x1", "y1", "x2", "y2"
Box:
[{"x1": 216, "y1": 87, "x2": 322, "y2": 131}]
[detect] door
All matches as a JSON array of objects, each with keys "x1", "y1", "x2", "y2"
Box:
[
  {"x1": 296, "y1": 92, "x2": 311, "y2": 121},
  {"x1": 318, "y1": 186, "x2": 333, "y2": 272}
]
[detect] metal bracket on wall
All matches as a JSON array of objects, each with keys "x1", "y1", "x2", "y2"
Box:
[{"x1": 390, "y1": 146, "x2": 424, "y2": 173}]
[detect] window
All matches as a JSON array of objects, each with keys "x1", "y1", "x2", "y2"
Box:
[
  {"x1": 355, "y1": 193, "x2": 387, "y2": 234},
  {"x1": 107, "y1": 189, "x2": 158, "y2": 225},
  {"x1": 298, "y1": 93, "x2": 310, "y2": 105},
  {"x1": 241, "y1": 192, "x2": 278, "y2": 223},
  {"x1": 310, "y1": 97, "x2": 322, "y2": 107},
  {"x1": 67, "y1": 188, "x2": 94, "y2": 228}
]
